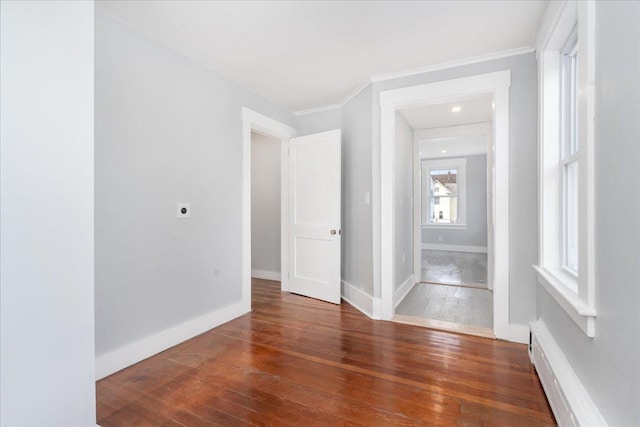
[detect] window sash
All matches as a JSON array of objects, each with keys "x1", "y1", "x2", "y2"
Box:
[
  {"x1": 561, "y1": 26, "x2": 579, "y2": 160},
  {"x1": 429, "y1": 195, "x2": 457, "y2": 223},
  {"x1": 421, "y1": 158, "x2": 467, "y2": 227},
  {"x1": 428, "y1": 169, "x2": 458, "y2": 224},
  {"x1": 562, "y1": 159, "x2": 579, "y2": 274},
  {"x1": 560, "y1": 25, "x2": 580, "y2": 277}
]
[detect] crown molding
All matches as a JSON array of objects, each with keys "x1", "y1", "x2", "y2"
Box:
[
  {"x1": 534, "y1": 0, "x2": 568, "y2": 51},
  {"x1": 293, "y1": 46, "x2": 534, "y2": 116},
  {"x1": 293, "y1": 79, "x2": 373, "y2": 116},
  {"x1": 292, "y1": 104, "x2": 341, "y2": 116},
  {"x1": 338, "y1": 80, "x2": 373, "y2": 109},
  {"x1": 371, "y1": 46, "x2": 535, "y2": 83}
]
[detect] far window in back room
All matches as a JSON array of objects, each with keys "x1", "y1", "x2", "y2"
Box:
[
  {"x1": 429, "y1": 168, "x2": 458, "y2": 224},
  {"x1": 421, "y1": 157, "x2": 467, "y2": 226}
]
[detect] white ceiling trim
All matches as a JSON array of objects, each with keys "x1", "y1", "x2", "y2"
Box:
[
  {"x1": 292, "y1": 104, "x2": 341, "y2": 117},
  {"x1": 294, "y1": 80, "x2": 373, "y2": 117},
  {"x1": 293, "y1": 45, "x2": 534, "y2": 116},
  {"x1": 534, "y1": 0, "x2": 567, "y2": 51},
  {"x1": 370, "y1": 45, "x2": 535, "y2": 83},
  {"x1": 335, "y1": 80, "x2": 373, "y2": 113}
]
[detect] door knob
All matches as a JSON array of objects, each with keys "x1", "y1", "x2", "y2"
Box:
[{"x1": 330, "y1": 229, "x2": 337, "y2": 235}]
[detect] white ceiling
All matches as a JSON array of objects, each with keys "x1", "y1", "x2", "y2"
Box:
[
  {"x1": 96, "y1": 1, "x2": 546, "y2": 112},
  {"x1": 399, "y1": 93, "x2": 494, "y2": 130},
  {"x1": 419, "y1": 135, "x2": 487, "y2": 159}
]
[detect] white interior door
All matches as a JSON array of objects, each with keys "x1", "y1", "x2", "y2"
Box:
[{"x1": 288, "y1": 129, "x2": 341, "y2": 304}]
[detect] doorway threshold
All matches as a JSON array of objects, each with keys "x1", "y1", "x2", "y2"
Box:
[
  {"x1": 420, "y1": 280, "x2": 488, "y2": 290},
  {"x1": 392, "y1": 314, "x2": 495, "y2": 339}
]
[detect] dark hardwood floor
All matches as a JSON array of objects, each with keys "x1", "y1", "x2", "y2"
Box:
[{"x1": 97, "y1": 279, "x2": 555, "y2": 426}]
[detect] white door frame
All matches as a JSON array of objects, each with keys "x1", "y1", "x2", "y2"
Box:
[
  {"x1": 241, "y1": 108, "x2": 297, "y2": 312},
  {"x1": 379, "y1": 70, "x2": 511, "y2": 340}
]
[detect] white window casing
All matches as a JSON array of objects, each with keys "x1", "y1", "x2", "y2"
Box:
[{"x1": 535, "y1": 0, "x2": 596, "y2": 337}]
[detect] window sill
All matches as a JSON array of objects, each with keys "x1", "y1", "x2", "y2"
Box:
[
  {"x1": 422, "y1": 223, "x2": 468, "y2": 230},
  {"x1": 533, "y1": 265, "x2": 596, "y2": 337}
]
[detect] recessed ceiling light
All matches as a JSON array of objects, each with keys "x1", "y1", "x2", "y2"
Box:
[
  {"x1": 451, "y1": 106, "x2": 461, "y2": 113},
  {"x1": 441, "y1": 149, "x2": 447, "y2": 154}
]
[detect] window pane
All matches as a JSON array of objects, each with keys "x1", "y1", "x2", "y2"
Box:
[
  {"x1": 565, "y1": 161, "x2": 578, "y2": 272},
  {"x1": 561, "y1": 28, "x2": 579, "y2": 158},
  {"x1": 430, "y1": 196, "x2": 457, "y2": 223},
  {"x1": 429, "y1": 169, "x2": 458, "y2": 224},
  {"x1": 570, "y1": 51, "x2": 578, "y2": 154},
  {"x1": 430, "y1": 169, "x2": 458, "y2": 190}
]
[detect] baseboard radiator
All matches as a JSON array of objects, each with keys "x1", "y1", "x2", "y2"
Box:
[{"x1": 529, "y1": 320, "x2": 607, "y2": 427}]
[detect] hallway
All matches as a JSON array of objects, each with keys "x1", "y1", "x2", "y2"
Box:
[
  {"x1": 395, "y1": 250, "x2": 493, "y2": 337},
  {"x1": 396, "y1": 282, "x2": 493, "y2": 330}
]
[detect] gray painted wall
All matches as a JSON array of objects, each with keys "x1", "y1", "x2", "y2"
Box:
[
  {"x1": 394, "y1": 112, "x2": 414, "y2": 289},
  {"x1": 0, "y1": 1, "x2": 97, "y2": 425},
  {"x1": 537, "y1": 3, "x2": 640, "y2": 425},
  {"x1": 422, "y1": 154, "x2": 488, "y2": 248},
  {"x1": 370, "y1": 52, "x2": 538, "y2": 324},
  {"x1": 251, "y1": 132, "x2": 281, "y2": 274},
  {"x1": 341, "y1": 86, "x2": 375, "y2": 294},
  {"x1": 95, "y1": 9, "x2": 293, "y2": 356},
  {"x1": 294, "y1": 108, "x2": 341, "y2": 136}
]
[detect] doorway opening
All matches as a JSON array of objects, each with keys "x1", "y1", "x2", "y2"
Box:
[
  {"x1": 250, "y1": 131, "x2": 283, "y2": 300},
  {"x1": 378, "y1": 70, "x2": 511, "y2": 340},
  {"x1": 241, "y1": 108, "x2": 297, "y2": 312},
  {"x1": 242, "y1": 109, "x2": 342, "y2": 309},
  {"x1": 393, "y1": 95, "x2": 494, "y2": 337}
]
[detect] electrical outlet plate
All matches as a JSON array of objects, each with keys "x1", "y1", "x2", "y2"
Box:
[{"x1": 177, "y1": 203, "x2": 191, "y2": 218}]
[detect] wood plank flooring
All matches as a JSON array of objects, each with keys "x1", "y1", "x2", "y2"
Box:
[{"x1": 97, "y1": 279, "x2": 555, "y2": 426}]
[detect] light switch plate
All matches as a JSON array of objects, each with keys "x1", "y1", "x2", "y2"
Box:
[{"x1": 177, "y1": 203, "x2": 191, "y2": 218}]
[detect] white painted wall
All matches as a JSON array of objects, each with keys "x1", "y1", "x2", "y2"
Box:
[
  {"x1": 394, "y1": 112, "x2": 414, "y2": 289},
  {"x1": 536, "y1": 3, "x2": 640, "y2": 425},
  {"x1": 422, "y1": 154, "x2": 488, "y2": 248},
  {"x1": 251, "y1": 132, "x2": 281, "y2": 275},
  {"x1": 95, "y1": 9, "x2": 293, "y2": 359},
  {"x1": 0, "y1": 1, "x2": 97, "y2": 425}
]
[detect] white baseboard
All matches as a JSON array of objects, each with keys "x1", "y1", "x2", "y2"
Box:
[
  {"x1": 508, "y1": 323, "x2": 530, "y2": 344},
  {"x1": 251, "y1": 269, "x2": 281, "y2": 281},
  {"x1": 371, "y1": 297, "x2": 381, "y2": 319},
  {"x1": 530, "y1": 320, "x2": 607, "y2": 427},
  {"x1": 341, "y1": 280, "x2": 381, "y2": 320},
  {"x1": 96, "y1": 301, "x2": 248, "y2": 380},
  {"x1": 394, "y1": 274, "x2": 416, "y2": 308},
  {"x1": 421, "y1": 243, "x2": 488, "y2": 253}
]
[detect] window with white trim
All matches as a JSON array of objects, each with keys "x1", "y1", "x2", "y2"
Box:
[
  {"x1": 421, "y1": 158, "x2": 467, "y2": 228},
  {"x1": 536, "y1": 1, "x2": 596, "y2": 336},
  {"x1": 561, "y1": 26, "x2": 579, "y2": 277}
]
